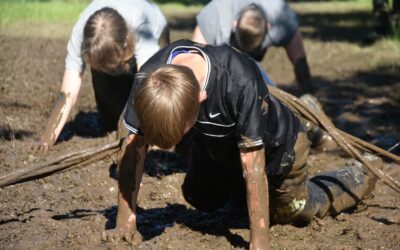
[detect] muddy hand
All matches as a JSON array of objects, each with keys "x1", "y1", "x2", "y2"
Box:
[
  {"x1": 102, "y1": 226, "x2": 143, "y2": 245},
  {"x1": 30, "y1": 139, "x2": 51, "y2": 154},
  {"x1": 30, "y1": 92, "x2": 68, "y2": 154}
]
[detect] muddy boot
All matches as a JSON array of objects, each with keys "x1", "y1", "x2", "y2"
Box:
[
  {"x1": 295, "y1": 154, "x2": 382, "y2": 222},
  {"x1": 300, "y1": 94, "x2": 338, "y2": 151}
]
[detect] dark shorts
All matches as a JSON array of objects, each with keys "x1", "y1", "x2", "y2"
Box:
[
  {"x1": 181, "y1": 131, "x2": 310, "y2": 223},
  {"x1": 91, "y1": 69, "x2": 135, "y2": 132}
]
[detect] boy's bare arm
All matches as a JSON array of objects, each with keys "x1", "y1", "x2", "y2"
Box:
[
  {"x1": 284, "y1": 30, "x2": 312, "y2": 93},
  {"x1": 240, "y1": 146, "x2": 270, "y2": 250},
  {"x1": 104, "y1": 133, "x2": 148, "y2": 244}
]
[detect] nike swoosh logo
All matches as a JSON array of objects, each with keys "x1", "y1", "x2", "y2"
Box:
[{"x1": 209, "y1": 112, "x2": 221, "y2": 118}]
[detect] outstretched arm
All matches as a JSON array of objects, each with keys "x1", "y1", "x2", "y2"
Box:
[
  {"x1": 285, "y1": 30, "x2": 313, "y2": 93},
  {"x1": 31, "y1": 68, "x2": 82, "y2": 153},
  {"x1": 105, "y1": 133, "x2": 148, "y2": 244},
  {"x1": 240, "y1": 146, "x2": 270, "y2": 250}
]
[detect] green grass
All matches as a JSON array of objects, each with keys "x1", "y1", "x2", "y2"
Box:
[
  {"x1": 0, "y1": 1, "x2": 87, "y2": 25},
  {"x1": 0, "y1": 0, "x2": 397, "y2": 42},
  {"x1": 0, "y1": 0, "x2": 203, "y2": 25}
]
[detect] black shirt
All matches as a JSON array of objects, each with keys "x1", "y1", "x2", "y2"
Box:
[{"x1": 124, "y1": 40, "x2": 300, "y2": 174}]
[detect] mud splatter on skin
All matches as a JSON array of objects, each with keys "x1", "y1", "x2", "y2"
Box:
[
  {"x1": 105, "y1": 135, "x2": 147, "y2": 244},
  {"x1": 240, "y1": 146, "x2": 270, "y2": 249},
  {"x1": 41, "y1": 93, "x2": 68, "y2": 145}
]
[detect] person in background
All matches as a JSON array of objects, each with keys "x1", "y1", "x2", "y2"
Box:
[
  {"x1": 31, "y1": 0, "x2": 169, "y2": 153},
  {"x1": 192, "y1": 0, "x2": 313, "y2": 94},
  {"x1": 364, "y1": 0, "x2": 399, "y2": 43}
]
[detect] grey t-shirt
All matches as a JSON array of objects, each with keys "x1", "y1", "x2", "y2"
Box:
[
  {"x1": 65, "y1": 0, "x2": 167, "y2": 73},
  {"x1": 196, "y1": 0, "x2": 298, "y2": 52}
]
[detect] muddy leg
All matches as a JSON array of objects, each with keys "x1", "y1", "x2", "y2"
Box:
[
  {"x1": 270, "y1": 132, "x2": 310, "y2": 224},
  {"x1": 299, "y1": 94, "x2": 338, "y2": 151},
  {"x1": 297, "y1": 155, "x2": 382, "y2": 222}
]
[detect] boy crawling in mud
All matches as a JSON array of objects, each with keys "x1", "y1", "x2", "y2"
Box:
[{"x1": 105, "y1": 40, "x2": 381, "y2": 249}]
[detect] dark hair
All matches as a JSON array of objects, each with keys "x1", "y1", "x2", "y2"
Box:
[
  {"x1": 235, "y1": 4, "x2": 267, "y2": 54},
  {"x1": 81, "y1": 7, "x2": 134, "y2": 74}
]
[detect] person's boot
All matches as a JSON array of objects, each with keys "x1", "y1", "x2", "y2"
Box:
[
  {"x1": 295, "y1": 154, "x2": 382, "y2": 222},
  {"x1": 300, "y1": 94, "x2": 338, "y2": 152}
]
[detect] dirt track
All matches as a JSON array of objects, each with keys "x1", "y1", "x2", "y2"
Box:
[{"x1": 1, "y1": 3, "x2": 400, "y2": 249}]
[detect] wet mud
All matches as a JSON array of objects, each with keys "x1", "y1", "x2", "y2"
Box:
[{"x1": 1, "y1": 6, "x2": 400, "y2": 249}]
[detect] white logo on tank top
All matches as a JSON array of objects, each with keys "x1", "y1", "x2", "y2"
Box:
[{"x1": 209, "y1": 112, "x2": 221, "y2": 118}]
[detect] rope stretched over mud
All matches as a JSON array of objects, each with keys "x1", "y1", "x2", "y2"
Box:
[
  {"x1": 0, "y1": 139, "x2": 122, "y2": 188},
  {"x1": 269, "y1": 87, "x2": 400, "y2": 193},
  {"x1": 1, "y1": 89, "x2": 399, "y2": 193}
]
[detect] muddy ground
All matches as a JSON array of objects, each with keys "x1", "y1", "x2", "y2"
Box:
[{"x1": 1, "y1": 3, "x2": 400, "y2": 249}]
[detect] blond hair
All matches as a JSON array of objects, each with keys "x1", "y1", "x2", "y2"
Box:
[
  {"x1": 81, "y1": 7, "x2": 135, "y2": 74},
  {"x1": 134, "y1": 65, "x2": 200, "y2": 149},
  {"x1": 235, "y1": 4, "x2": 267, "y2": 54}
]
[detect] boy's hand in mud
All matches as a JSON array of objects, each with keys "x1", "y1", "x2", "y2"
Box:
[{"x1": 102, "y1": 226, "x2": 143, "y2": 246}]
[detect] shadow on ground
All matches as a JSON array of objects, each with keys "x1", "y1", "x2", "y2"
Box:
[
  {"x1": 57, "y1": 111, "x2": 107, "y2": 142},
  {"x1": 299, "y1": 10, "x2": 373, "y2": 44},
  {"x1": 50, "y1": 203, "x2": 249, "y2": 248},
  {"x1": 312, "y1": 64, "x2": 400, "y2": 152}
]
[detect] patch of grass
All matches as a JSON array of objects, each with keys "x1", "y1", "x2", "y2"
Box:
[
  {"x1": 291, "y1": 1, "x2": 371, "y2": 14},
  {"x1": 0, "y1": 0, "x2": 202, "y2": 25},
  {"x1": 0, "y1": 1, "x2": 87, "y2": 25},
  {"x1": 161, "y1": 2, "x2": 202, "y2": 12},
  {"x1": 154, "y1": 0, "x2": 209, "y2": 5},
  {"x1": 394, "y1": 27, "x2": 400, "y2": 41}
]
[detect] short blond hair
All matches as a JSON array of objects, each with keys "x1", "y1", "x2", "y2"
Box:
[
  {"x1": 236, "y1": 4, "x2": 267, "y2": 54},
  {"x1": 81, "y1": 7, "x2": 135, "y2": 74},
  {"x1": 134, "y1": 65, "x2": 200, "y2": 149}
]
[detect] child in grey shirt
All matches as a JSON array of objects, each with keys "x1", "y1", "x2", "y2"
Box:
[{"x1": 192, "y1": 0, "x2": 313, "y2": 94}]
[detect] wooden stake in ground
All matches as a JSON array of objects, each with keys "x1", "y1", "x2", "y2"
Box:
[{"x1": 0, "y1": 139, "x2": 122, "y2": 188}]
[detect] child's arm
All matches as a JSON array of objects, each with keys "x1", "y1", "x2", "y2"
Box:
[
  {"x1": 31, "y1": 69, "x2": 82, "y2": 153},
  {"x1": 104, "y1": 133, "x2": 148, "y2": 244},
  {"x1": 284, "y1": 30, "x2": 313, "y2": 93},
  {"x1": 240, "y1": 146, "x2": 270, "y2": 250}
]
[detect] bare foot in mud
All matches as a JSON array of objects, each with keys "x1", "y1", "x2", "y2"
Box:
[{"x1": 102, "y1": 226, "x2": 143, "y2": 245}]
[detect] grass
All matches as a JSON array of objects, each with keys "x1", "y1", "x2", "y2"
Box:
[
  {"x1": 0, "y1": 0, "x2": 397, "y2": 42},
  {"x1": 0, "y1": 0, "x2": 202, "y2": 38},
  {"x1": 0, "y1": 1, "x2": 87, "y2": 25},
  {"x1": 0, "y1": 0, "x2": 202, "y2": 25}
]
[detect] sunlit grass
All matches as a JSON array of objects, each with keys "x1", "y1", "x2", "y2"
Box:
[
  {"x1": 0, "y1": 1, "x2": 87, "y2": 25},
  {"x1": 0, "y1": 0, "x2": 397, "y2": 42},
  {"x1": 0, "y1": 0, "x2": 202, "y2": 25}
]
